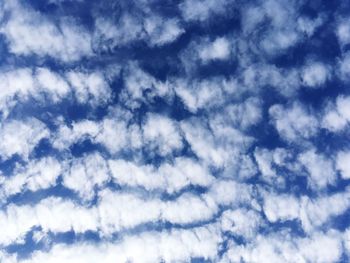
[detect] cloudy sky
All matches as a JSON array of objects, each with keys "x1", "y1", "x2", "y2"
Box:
[{"x1": 0, "y1": 0, "x2": 349, "y2": 262}]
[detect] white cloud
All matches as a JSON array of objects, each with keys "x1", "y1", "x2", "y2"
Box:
[
  {"x1": 52, "y1": 119, "x2": 100, "y2": 151},
  {"x1": 52, "y1": 111, "x2": 143, "y2": 155},
  {"x1": 0, "y1": 118, "x2": 49, "y2": 161},
  {"x1": 263, "y1": 189, "x2": 350, "y2": 233},
  {"x1": 0, "y1": 67, "x2": 112, "y2": 118},
  {"x1": 298, "y1": 149, "x2": 336, "y2": 189},
  {"x1": 93, "y1": 14, "x2": 183, "y2": 50},
  {"x1": 108, "y1": 157, "x2": 214, "y2": 193},
  {"x1": 180, "y1": 37, "x2": 232, "y2": 73},
  {"x1": 263, "y1": 193, "x2": 300, "y2": 223},
  {"x1": 198, "y1": 37, "x2": 231, "y2": 62},
  {"x1": 339, "y1": 51, "x2": 350, "y2": 80},
  {"x1": 0, "y1": 68, "x2": 36, "y2": 117},
  {"x1": 241, "y1": 6, "x2": 266, "y2": 34},
  {"x1": 254, "y1": 148, "x2": 286, "y2": 187},
  {"x1": 223, "y1": 97, "x2": 263, "y2": 129},
  {"x1": 322, "y1": 95, "x2": 350, "y2": 132},
  {"x1": 180, "y1": 0, "x2": 231, "y2": 22},
  {"x1": 240, "y1": 64, "x2": 301, "y2": 97},
  {"x1": 0, "y1": 157, "x2": 62, "y2": 199},
  {"x1": 0, "y1": 179, "x2": 251, "y2": 246},
  {"x1": 258, "y1": 0, "x2": 301, "y2": 54},
  {"x1": 63, "y1": 153, "x2": 109, "y2": 201},
  {"x1": 21, "y1": 224, "x2": 221, "y2": 263},
  {"x1": 93, "y1": 15, "x2": 144, "y2": 50},
  {"x1": 220, "y1": 208, "x2": 262, "y2": 240},
  {"x1": 254, "y1": 148, "x2": 276, "y2": 178},
  {"x1": 143, "y1": 114, "x2": 183, "y2": 156},
  {"x1": 322, "y1": 108, "x2": 348, "y2": 132},
  {"x1": 174, "y1": 77, "x2": 225, "y2": 113},
  {"x1": 260, "y1": 29, "x2": 299, "y2": 55},
  {"x1": 0, "y1": 0, "x2": 349, "y2": 261},
  {"x1": 180, "y1": 119, "x2": 227, "y2": 168},
  {"x1": 35, "y1": 68, "x2": 70, "y2": 102},
  {"x1": 269, "y1": 102, "x2": 319, "y2": 143},
  {"x1": 0, "y1": 251, "x2": 16, "y2": 263},
  {"x1": 221, "y1": 230, "x2": 344, "y2": 263},
  {"x1": 301, "y1": 61, "x2": 329, "y2": 88},
  {"x1": 298, "y1": 231, "x2": 343, "y2": 263},
  {"x1": 94, "y1": 118, "x2": 134, "y2": 154},
  {"x1": 66, "y1": 70, "x2": 111, "y2": 105},
  {"x1": 337, "y1": 17, "x2": 350, "y2": 47},
  {"x1": 121, "y1": 63, "x2": 171, "y2": 109},
  {"x1": 207, "y1": 180, "x2": 252, "y2": 207},
  {"x1": 144, "y1": 17, "x2": 184, "y2": 46},
  {"x1": 301, "y1": 190, "x2": 350, "y2": 233},
  {"x1": 345, "y1": 228, "x2": 350, "y2": 256},
  {"x1": 0, "y1": 0, "x2": 92, "y2": 62},
  {"x1": 336, "y1": 150, "x2": 350, "y2": 179},
  {"x1": 297, "y1": 15, "x2": 324, "y2": 37}
]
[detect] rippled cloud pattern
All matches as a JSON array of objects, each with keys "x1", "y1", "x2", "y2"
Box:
[{"x1": 0, "y1": 0, "x2": 349, "y2": 262}]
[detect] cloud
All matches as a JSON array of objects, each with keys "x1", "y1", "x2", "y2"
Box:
[
  {"x1": 108, "y1": 157, "x2": 214, "y2": 193},
  {"x1": 52, "y1": 119, "x2": 101, "y2": 151},
  {"x1": 0, "y1": 68, "x2": 36, "y2": 117},
  {"x1": 21, "y1": 224, "x2": 221, "y2": 263},
  {"x1": 144, "y1": 17, "x2": 184, "y2": 47},
  {"x1": 336, "y1": 150, "x2": 350, "y2": 179},
  {"x1": 322, "y1": 95, "x2": 350, "y2": 132},
  {"x1": 0, "y1": 118, "x2": 49, "y2": 161},
  {"x1": 0, "y1": 67, "x2": 112, "y2": 118},
  {"x1": 63, "y1": 152, "x2": 109, "y2": 201},
  {"x1": 0, "y1": 157, "x2": 62, "y2": 199},
  {"x1": 222, "y1": 97, "x2": 263, "y2": 130},
  {"x1": 142, "y1": 114, "x2": 183, "y2": 156},
  {"x1": 180, "y1": 37, "x2": 233, "y2": 74},
  {"x1": 174, "y1": 77, "x2": 225, "y2": 112},
  {"x1": 254, "y1": 147, "x2": 286, "y2": 187},
  {"x1": 0, "y1": 180, "x2": 250, "y2": 246},
  {"x1": 36, "y1": 68, "x2": 70, "y2": 102},
  {"x1": 263, "y1": 192, "x2": 300, "y2": 223},
  {"x1": 301, "y1": 61, "x2": 330, "y2": 88},
  {"x1": 0, "y1": 0, "x2": 349, "y2": 261},
  {"x1": 339, "y1": 51, "x2": 350, "y2": 80},
  {"x1": 297, "y1": 15, "x2": 324, "y2": 37},
  {"x1": 52, "y1": 109, "x2": 142, "y2": 155},
  {"x1": 221, "y1": 230, "x2": 344, "y2": 263},
  {"x1": 120, "y1": 63, "x2": 172, "y2": 109},
  {"x1": 198, "y1": 37, "x2": 231, "y2": 62},
  {"x1": 263, "y1": 189, "x2": 350, "y2": 233},
  {"x1": 239, "y1": 64, "x2": 301, "y2": 97},
  {"x1": 93, "y1": 14, "x2": 184, "y2": 50},
  {"x1": 180, "y1": 0, "x2": 232, "y2": 22},
  {"x1": 0, "y1": 0, "x2": 92, "y2": 62},
  {"x1": 65, "y1": 70, "x2": 112, "y2": 105},
  {"x1": 220, "y1": 208, "x2": 262, "y2": 240},
  {"x1": 269, "y1": 102, "x2": 319, "y2": 143},
  {"x1": 298, "y1": 149, "x2": 336, "y2": 189},
  {"x1": 336, "y1": 17, "x2": 350, "y2": 47}
]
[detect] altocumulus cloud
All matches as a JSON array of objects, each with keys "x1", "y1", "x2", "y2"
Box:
[{"x1": 0, "y1": 0, "x2": 349, "y2": 262}]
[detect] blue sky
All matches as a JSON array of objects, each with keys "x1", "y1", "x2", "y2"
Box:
[{"x1": 0, "y1": 0, "x2": 349, "y2": 262}]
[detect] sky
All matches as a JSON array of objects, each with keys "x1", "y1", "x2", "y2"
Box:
[{"x1": 0, "y1": 0, "x2": 349, "y2": 262}]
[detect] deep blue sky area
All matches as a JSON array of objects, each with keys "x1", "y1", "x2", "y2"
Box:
[{"x1": 0, "y1": 0, "x2": 349, "y2": 262}]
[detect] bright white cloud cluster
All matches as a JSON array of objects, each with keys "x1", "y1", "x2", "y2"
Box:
[
  {"x1": 0, "y1": 67, "x2": 112, "y2": 118},
  {"x1": 0, "y1": 0, "x2": 349, "y2": 262},
  {"x1": 301, "y1": 61, "x2": 329, "y2": 88},
  {"x1": 323, "y1": 95, "x2": 350, "y2": 132},
  {"x1": 0, "y1": 118, "x2": 49, "y2": 161},
  {"x1": 0, "y1": 1, "x2": 92, "y2": 62},
  {"x1": 269, "y1": 102, "x2": 319, "y2": 143}
]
